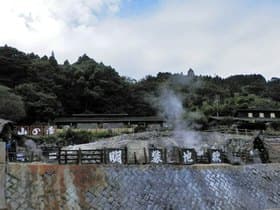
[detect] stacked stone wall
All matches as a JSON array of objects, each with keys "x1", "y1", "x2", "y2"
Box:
[
  {"x1": 0, "y1": 142, "x2": 6, "y2": 210},
  {"x1": 4, "y1": 163, "x2": 280, "y2": 210}
]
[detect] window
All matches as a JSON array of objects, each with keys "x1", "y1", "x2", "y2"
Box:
[
  {"x1": 259, "y1": 113, "x2": 264, "y2": 118},
  {"x1": 248, "y1": 113, "x2": 253, "y2": 118},
  {"x1": 270, "y1": 113, "x2": 276, "y2": 118}
]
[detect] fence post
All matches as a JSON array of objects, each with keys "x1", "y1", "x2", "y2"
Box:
[
  {"x1": 58, "y1": 148, "x2": 61, "y2": 164},
  {"x1": 178, "y1": 148, "x2": 181, "y2": 164},
  {"x1": 134, "y1": 152, "x2": 137, "y2": 164},
  {"x1": 103, "y1": 148, "x2": 107, "y2": 164},
  {"x1": 5, "y1": 148, "x2": 8, "y2": 163},
  {"x1": 78, "y1": 149, "x2": 82, "y2": 165},
  {"x1": 124, "y1": 147, "x2": 128, "y2": 164},
  {"x1": 65, "y1": 151, "x2": 68, "y2": 164},
  {"x1": 100, "y1": 150, "x2": 104, "y2": 163},
  {"x1": 144, "y1": 148, "x2": 147, "y2": 164},
  {"x1": 164, "y1": 148, "x2": 167, "y2": 164}
]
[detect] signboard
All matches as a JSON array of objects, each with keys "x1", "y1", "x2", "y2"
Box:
[
  {"x1": 209, "y1": 149, "x2": 225, "y2": 163},
  {"x1": 181, "y1": 149, "x2": 197, "y2": 165},
  {"x1": 106, "y1": 149, "x2": 126, "y2": 164},
  {"x1": 149, "y1": 148, "x2": 165, "y2": 164},
  {"x1": 16, "y1": 125, "x2": 56, "y2": 136},
  {"x1": 16, "y1": 126, "x2": 29, "y2": 136}
]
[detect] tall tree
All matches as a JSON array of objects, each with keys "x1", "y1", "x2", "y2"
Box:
[{"x1": 0, "y1": 85, "x2": 26, "y2": 121}]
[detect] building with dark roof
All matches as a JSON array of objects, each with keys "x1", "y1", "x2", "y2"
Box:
[
  {"x1": 54, "y1": 114, "x2": 165, "y2": 129},
  {"x1": 210, "y1": 109, "x2": 280, "y2": 130},
  {"x1": 0, "y1": 119, "x2": 14, "y2": 141},
  {"x1": 234, "y1": 109, "x2": 280, "y2": 120}
]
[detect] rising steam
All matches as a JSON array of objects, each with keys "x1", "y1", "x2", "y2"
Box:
[
  {"x1": 157, "y1": 88, "x2": 185, "y2": 129},
  {"x1": 24, "y1": 139, "x2": 44, "y2": 161},
  {"x1": 147, "y1": 82, "x2": 203, "y2": 149}
]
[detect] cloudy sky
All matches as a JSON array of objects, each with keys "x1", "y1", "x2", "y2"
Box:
[{"x1": 0, "y1": 0, "x2": 280, "y2": 80}]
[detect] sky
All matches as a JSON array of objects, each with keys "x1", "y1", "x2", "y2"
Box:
[{"x1": 0, "y1": 0, "x2": 280, "y2": 80}]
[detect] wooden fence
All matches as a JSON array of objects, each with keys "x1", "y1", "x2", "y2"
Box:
[
  {"x1": 6, "y1": 147, "x2": 241, "y2": 165},
  {"x1": 203, "y1": 128, "x2": 257, "y2": 136},
  {"x1": 58, "y1": 149, "x2": 105, "y2": 164}
]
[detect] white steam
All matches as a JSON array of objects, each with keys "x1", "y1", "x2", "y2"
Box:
[
  {"x1": 24, "y1": 139, "x2": 44, "y2": 161},
  {"x1": 157, "y1": 89, "x2": 185, "y2": 128},
  {"x1": 151, "y1": 86, "x2": 204, "y2": 150},
  {"x1": 146, "y1": 75, "x2": 226, "y2": 152}
]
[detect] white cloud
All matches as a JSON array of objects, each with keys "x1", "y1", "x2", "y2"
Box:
[{"x1": 0, "y1": 0, "x2": 279, "y2": 80}]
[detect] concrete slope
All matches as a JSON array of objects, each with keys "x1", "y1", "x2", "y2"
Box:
[
  {"x1": 0, "y1": 142, "x2": 6, "y2": 210},
  {"x1": 0, "y1": 165, "x2": 6, "y2": 210},
  {"x1": 4, "y1": 163, "x2": 280, "y2": 210}
]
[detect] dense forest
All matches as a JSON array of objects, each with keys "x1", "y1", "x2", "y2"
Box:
[{"x1": 0, "y1": 45, "x2": 280, "y2": 123}]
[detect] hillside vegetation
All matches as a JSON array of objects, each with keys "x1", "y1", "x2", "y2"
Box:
[{"x1": 0, "y1": 45, "x2": 280, "y2": 123}]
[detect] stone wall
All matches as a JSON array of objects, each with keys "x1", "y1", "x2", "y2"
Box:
[
  {"x1": 0, "y1": 165, "x2": 6, "y2": 210},
  {"x1": 4, "y1": 163, "x2": 280, "y2": 210},
  {"x1": 0, "y1": 142, "x2": 6, "y2": 210}
]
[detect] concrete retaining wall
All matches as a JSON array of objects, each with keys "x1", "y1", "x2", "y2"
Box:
[
  {"x1": 0, "y1": 165, "x2": 6, "y2": 210},
  {"x1": 4, "y1": 163, "x2": 280, "y2": 210},
  {"x1": 0, "y1": 142, "x2": 6, "y2": 210}
]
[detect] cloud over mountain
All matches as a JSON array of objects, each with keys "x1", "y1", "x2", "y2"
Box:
[{"x1": 0, "y1": 0, "x2": 279, "y2": 79}]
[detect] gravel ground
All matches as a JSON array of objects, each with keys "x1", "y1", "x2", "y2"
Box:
[
  {"x1": 64, "y1": 131, "x2": 251, "y2": 150},
  {"x1": 64, "y1": 131, "x2": 280, "y2": 163}
]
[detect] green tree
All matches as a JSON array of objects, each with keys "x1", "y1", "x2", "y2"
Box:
[
  {"x1": 0, "y1": 85, "x2": 26, "y2": 120},
  {"x1": 0, "y1": 45, "x2": 30, "y2": 86},
  {"x1": 15, "y1": 83, "x2": 61, "y2": 122}
]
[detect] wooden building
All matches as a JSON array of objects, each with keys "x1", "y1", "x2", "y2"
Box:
[
  {"x1": 234, "y1": 109, "x2": 280, "y2": 120},
  {"x1": 210, "y1": 109, "x2": 280, "y2": 130},
  {"x1": 54, "y1": 114, "x2": 165, "y2": 130}
]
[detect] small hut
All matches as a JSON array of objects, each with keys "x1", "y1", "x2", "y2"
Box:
[
  {"x1": 0, "y1": 119, "x2": 13, "y2": 140},
  {"x1": 0, "y1": 119, "x2": 16, "y2": 160}
]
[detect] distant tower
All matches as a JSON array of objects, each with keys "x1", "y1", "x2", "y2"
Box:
[
  {"x1": 187, "y1": 68, "x2": 195, "y2": 77},
  {"x1": 49, "y1": 50, "x2": 58, "y2": 66}
]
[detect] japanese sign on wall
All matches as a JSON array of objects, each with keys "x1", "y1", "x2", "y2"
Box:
[
  {"x1": 209, "y1": 149, "x2": 224, "y2": 163},
  {"x1": 106, "y1": 149, "x2": 125, "y2": 164},
  {"x1": 16, "y1": 125, "x2": 56, "y2": 136},
  {"x1": 181, "y1": 149, "x2": 197, "y2": 165},
  {"x1": 149, "y1": 149, "x2": 165, "y2": 164}
]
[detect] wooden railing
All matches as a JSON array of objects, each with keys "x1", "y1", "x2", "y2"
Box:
[
  {"x1": 203, "y1": 128, "x2": 258, "y2": 136},
  {"x1": 6, "y1": 147, "x2": 261, "y2": 165},
  {"x1": 58, "y1": 149, "x2": 105, "y2": 164}
]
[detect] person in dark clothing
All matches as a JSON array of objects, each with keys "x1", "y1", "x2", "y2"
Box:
[
  {"x1": 5, "y1": 139, "x2": 16, "y2": 161},
  {"x1": 253, "y1": 136, "x2": 270, "y2": 163},
  {"x1": 10, "y1": 139, "x2": 17, "y2": 161}
]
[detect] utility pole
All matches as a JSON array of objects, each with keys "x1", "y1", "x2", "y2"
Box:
[{"x1": 215, "y1": 95, "x2": 220, "y2": 117}]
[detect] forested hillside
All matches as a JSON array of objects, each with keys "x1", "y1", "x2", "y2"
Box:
[{"x1": 0, "y1": 45, "x2": 280, "y2": 123}]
